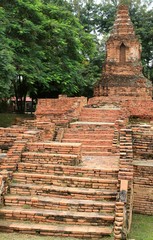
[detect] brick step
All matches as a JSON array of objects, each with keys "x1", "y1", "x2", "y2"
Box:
[
  {"x1": 0, "y1": 155, "x2": 16, "y2": 170},
  {"x1": 65, "y1": 129, "x2": 114, "y2": 134},
  {"x1": 78, "y1": 117, "x2": 118, "y2": 123},
  {"x1": 21, "y1": 152, "x2": 80, "y2": 166},
  {"x1": 18, "y1": 163, "x2": 118, "y2": 179},
  {"x1": 70, "y1": 122, "x2": 115, "y2": 130},
  {"x1": 12, "y1": 173, "x2": 118, "y2": 189},
  {"x1": 10, "y1": 183, "x2": 118, "y2": 201},
  {"x1": 62, "y1": 139, "x2": 113, "y2": 146},
  {"x1": 37, "y1": 109, "x2": 66, "y2": 114},
  {"x1": 52, "y1": 119, "x2": 69, "y2": 124},
  {"x1": 0, "y1": 126, "x2": 28, "y2": 130},
  {"x1": 4, "y1": 195, "x2": 115, "y2": 213},
  {"x1": 82, "y1": 152, "x2": 114, "y2": 156},
  {"x1": 63, "y1": 133, "x2": 114, "y2": 140},
  {"x1": 0, "y1": 164, "x2": 15, "y2": 171},
  {"x1": 36, "y1": 118, "x2": 68, "y2": 126},
  {"x1": 0, "y1": 153, "x2": 7, "y2": 158},
  {"x1": 26, "y1": 142, "x2": 82, "y2": 156},
  {"x1": 0, "y1": 220, "x2": 113, "y2": 238},
  {"x1": 82, "y1": 145, "x2": 112, "y2": 152},
  {"x1": 80, "y1": 109, "x2": 119, "y2": 113},
  {"x1": 79, "y1": 113, "x2": 119, "y2": 117},
  {"x1": 81, "y1": 108, "x2": 120, "y2": 114},
  {"x1": 80, "y1": 112, "x2": 119, "y2": 117},
  {"x1": 80, "y1": 110, "x2": 119, "y2": 114},
  {"x1": 0, "y1": 207, "x2": 114, "y2": 226},
  {"x1": 0, "y1": 136, "x2": 16, "y2": 141},
  {"x1": 0, "y1": 127, "x2": 27, "y2": 134},
  {"x1": 0, "y1": 158, "x2": 20, "y2": 165},
  {"x1": 0, "y1": 133, "x2": 39, "y2": 143}
]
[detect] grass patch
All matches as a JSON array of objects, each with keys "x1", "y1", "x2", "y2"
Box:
[
  {"x1": 0, "y1": 113, "x2": 35, "y2": 128},
  {"x1": 128, "y1": 214, "x2": 153, "y2": 240},
  {"x1": 0, "y1": 233, "x2": 112, "y2": 240},
  {"x1": 0, "y1": 234, "x2": 78, "y2": 240}
]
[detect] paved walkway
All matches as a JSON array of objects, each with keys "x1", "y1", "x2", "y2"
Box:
[{"x1": 82, "y1": 156, "x2": 119, "y2": 170}]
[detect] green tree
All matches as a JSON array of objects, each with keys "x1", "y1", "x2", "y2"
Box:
[
  {"x1": 130, "y1": 5, "x2": 153, "y2": 82},
  {"x1": 0, "y1": 7, "x2": 15, "y2": 98},
  {"x1": 0, "y1": 0, "x2": 96, "y2": 111},
  {"x1": 0, "y1": 0, "x2": 47, "y2": 112},
  {"x1": 38, "y1": 1, "x2": 96, "y2": 96},
  {"x1": 1, "y1": 0, "x2": 152, "y2": 111}
]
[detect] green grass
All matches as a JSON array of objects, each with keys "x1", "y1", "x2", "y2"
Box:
[
  {"x1": 0, "y1": 233, "x2": 80, "y2": 240},
  {"x1": 0, "y1": 234, "x2": 81, "y2": 240},
  {"x1": 0, "y1": 233, "x2": 112, "y2": 240},
  {"x1": 0, "y1": 113, "x2": 35, "y2": 128},
  {"x1": 128, "y1": 214, "x2": 153, "y2": 240}
]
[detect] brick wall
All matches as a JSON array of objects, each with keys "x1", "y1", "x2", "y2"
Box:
[
  {"x1": 118, "y1": 129, "x2": 134, "y2": 181},
  {"x1": 133, "y1": 163, "x2": 153, "y2": 215},
  {"x1": 35, "y1": 96, "x2": 87, "y2": 125},
  {"x1": 94, "y1": 86, "x2": 152, "y2": 99},
  {"x1": 0, "y1": 127, "x2": 27, "y2": 151},
  {"x1": 131, "y1": 124, "x2": 153, "y2": 215},
  {"x1": 23, "y1": 120, "x2": 55, "y2": 141},
  {"x1": 122, "y1": 100, "x2": 153, "y2": 119},
  {"x1": 132, "y1": 124, "x2": 153, "y2": 159},
  {"x1": 114, "y1": 180, "x2": 133, "y2": 240},
  {"x1": 113, "y1": 128, "x2": 134, "y2": 239}
]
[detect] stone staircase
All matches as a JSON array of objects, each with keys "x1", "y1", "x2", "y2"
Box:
[
  {"x1": 0, "y1": 104, "x2": 122, "y2": 239},
  {"x1": 79, "y1": 108, "x2": 120, "y2": 122},
  {"x1": 0, "y1": 136, "x2": 118, "y2": 238},
  {"x1": 62, "y1": 107, "x2": 120, "y2": 156}
]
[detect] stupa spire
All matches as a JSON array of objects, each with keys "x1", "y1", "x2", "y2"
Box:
[
  {"x1": 105, "y1": 4, "x2": 141, "y2": 75},
  {"x1": 110, "y1": 4, "x2": 135, "y2": 37},
  {"x1": 93, "y1": 2, "x2": 152, "y2": 99}
]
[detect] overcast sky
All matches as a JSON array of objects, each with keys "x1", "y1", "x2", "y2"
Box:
[{"x1": 94, "y1": 0, "x2": 153, "y2": 8}]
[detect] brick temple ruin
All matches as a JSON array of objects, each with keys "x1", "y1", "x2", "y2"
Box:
[
  {"x1": 0, "y1": 3, "x2": 153, "y2": 240},
  {"x1": 94, "y1": 4, "x2": 152, "y2": 99}
]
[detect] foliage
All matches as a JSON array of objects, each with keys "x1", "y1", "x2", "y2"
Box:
[
  {"x1": 0, "y1": 0, "x2": 96, "y2": 112},
  {"x1": 130, "y1": 6, "x2": 153, "y2": 81},
  {"x1": 0, "y1": 7, "x2": 15, "y2": 98},
  {"x1": 0, "y1": 0, "x2": 47, "y2": 111},
  {"x1": 0, "y1": 0, "x2": 153, "y2": 112},
  {"x1": 39, "y1": 2, "x2": 96, "y2": 96}
]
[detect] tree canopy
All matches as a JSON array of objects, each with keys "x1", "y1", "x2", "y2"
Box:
[
  {"x1": 0, "y1": 0, "x2": 153, "y2": 112},
  {"x1": 0, "y1": 0, "x2": 96, "y2": 111}
]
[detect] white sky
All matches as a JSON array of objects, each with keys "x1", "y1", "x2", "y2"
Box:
[{"x1": 94, "y1": 0, "x2": 153, "y2": 8}]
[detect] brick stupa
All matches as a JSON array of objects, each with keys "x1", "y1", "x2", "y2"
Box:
[{"x1": 94, "y1": 4, "x2": 152, "y2": 99}]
